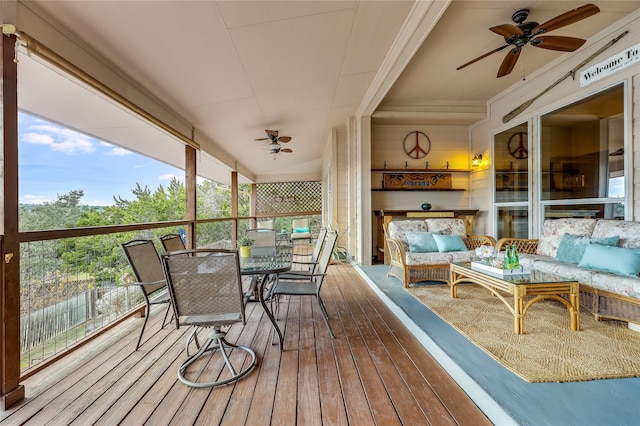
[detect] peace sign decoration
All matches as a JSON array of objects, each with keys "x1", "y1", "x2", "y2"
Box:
[
  {"x1": 403, "y1": 131, "x2": 431, "y2": 159},
  {"x1": 508, "y1": 131, "x2": 528, "y2": 159}
]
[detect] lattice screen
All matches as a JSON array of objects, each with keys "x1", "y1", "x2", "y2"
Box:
[{"x1": 256, "y1": 181, "x2": 321, "y2": 214}]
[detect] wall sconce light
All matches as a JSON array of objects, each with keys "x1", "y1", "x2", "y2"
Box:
[{"x1": 471, "y1": 154, "x2": 483, "y2": 167}]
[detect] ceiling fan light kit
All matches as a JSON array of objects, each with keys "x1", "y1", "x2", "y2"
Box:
[
  {"x1": 255, "y1": 129, "x2": 293, "y2": 159},
  {"x1": 457, "y1": 3, "x2": 600, "y2": 78}
]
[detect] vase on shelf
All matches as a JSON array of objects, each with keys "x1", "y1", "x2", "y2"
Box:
[{"x1": 421, "y1": 202, "x2": 432, "y2": 211}]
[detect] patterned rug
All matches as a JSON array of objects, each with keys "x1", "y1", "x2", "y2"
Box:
[{"x1": 407, "y1": 283, "x2": 640, "y2": 382}]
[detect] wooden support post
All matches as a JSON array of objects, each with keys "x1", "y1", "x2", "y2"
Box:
[
  {"x1": 1, "y1": 32, "x2": 25, "y2": 409},
  {"x1": 185, "y1": 145, "x2": 196, "y2": 249},
  {"x1": 231, "y1": 171, "x2": 239, "y2": 243}
]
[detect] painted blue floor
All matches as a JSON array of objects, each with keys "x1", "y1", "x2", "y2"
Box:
[{"x1": 357, "y1": 264, "x2": 640, "y2": 426}]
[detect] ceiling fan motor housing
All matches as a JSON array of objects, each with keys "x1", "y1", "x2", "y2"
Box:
[
  {"x1": 511, "y1": 8, "x2": 530, "y2": 24},
  {"x1": 269, "y1": 142, "x2": 281, "y2": 152}
]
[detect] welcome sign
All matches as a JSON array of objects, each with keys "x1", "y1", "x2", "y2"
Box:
[
  {"x1": 580, "y1": 43, "x2": 640, "y2": 87},
  {"x1": 383, "y1": 172, "x2": 452, "y2": 190}
]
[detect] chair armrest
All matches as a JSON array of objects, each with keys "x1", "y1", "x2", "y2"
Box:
[
  {"x1": 464, "y1": 235, "x2": 497, "y2": 250},
  {"x1": 294, "y1": 253, "x2": 313, "y2": 258},
  {"x1": 292, "y1": 260, "x2": 317, "y2": 266},
  {"x1": 131, "y1": 279, "x2": 166, "y2": 287},
  {"x1": 385, "y1": 237, "x2": 408, "y2": 266},
  {"x1": 278, "y1": 272, "x2": 326, "y2": 281},
  {"x1": 496, "y1": 238, "x2": 539, "y2": 254}
]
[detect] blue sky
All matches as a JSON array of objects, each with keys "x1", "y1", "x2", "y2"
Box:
[{"x1": 18, "y1": 112, "x2": 184, "y2": 206}]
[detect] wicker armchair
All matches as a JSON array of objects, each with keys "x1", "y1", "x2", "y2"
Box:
[{"x1": 384, "y1": 222, "x2": 496, "y2": 288}]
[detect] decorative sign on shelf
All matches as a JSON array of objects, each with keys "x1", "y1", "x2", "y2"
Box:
[{"x1": 383, "y1": 172, "x2": 451, "y2": 190}]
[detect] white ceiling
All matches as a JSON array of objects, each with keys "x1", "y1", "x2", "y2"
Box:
[{"x1": 15, "y1": 1, "x2": 640, "y2": 183}]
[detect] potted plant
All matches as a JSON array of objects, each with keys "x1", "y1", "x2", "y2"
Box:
[{"x1": 237, "y1": 236, "x2": 253, "y2": 257}]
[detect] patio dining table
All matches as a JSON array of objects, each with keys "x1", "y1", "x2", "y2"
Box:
[{"x1": 239, "y1": 245, "x2": 293, "y2": 350}]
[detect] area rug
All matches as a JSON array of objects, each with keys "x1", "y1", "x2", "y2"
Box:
[{"x1": 407, "y1": 283, "x2": 640, "y2": 383}]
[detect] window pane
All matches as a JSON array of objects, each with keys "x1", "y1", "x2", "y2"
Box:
[
  {"x1": 540, "y1": 84, "x2": 624, "y2": 201},
  {"x1": 544, "y1": 203, "x2": 624, "y2": 220},
  {"x1": 494, "y1": 123, "x2": 528, "y2": 203},
  {"x1": 497, "y1": 206, "x2": 528, "y2": 239}
]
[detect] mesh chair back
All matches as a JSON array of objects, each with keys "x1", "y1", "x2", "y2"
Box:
[
  {"x1": 160, "y1": 233, "x2": 187, "y2": 252},
  {"x1": 316, "y1": 230, "x2": 338, "y2": 275},
  {"x1": 162, "y1": 249, "x2": 245, "y2": 325},
  {"x1": 245, "y1": 229, "x2": 276, "y2": 247},
  {"x1": 257, "y1": 220, "x2": 274, "y2": 230},
  {"x1": 311, "y1": 228, "x2": 328, "y2": 262},
  {"x1": 122, "y1": 240, "x2": 167, "y2": 295},
  {"x1": 292, "y1": 218, "x2": 309, "y2": 230}
]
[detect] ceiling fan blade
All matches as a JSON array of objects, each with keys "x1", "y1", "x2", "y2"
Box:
[
  {"x1": 490, "y1": 24, "x2": 523, "y2": 38},
  {"x1": 265, "y1": 129, "x2": 279, "y2": 137},
  {"x1": 456, "y1": 44, "x2": 510, "y2": 71},
  {"x1": 278, "y1": 136, "x2": 291, "y2": 143},
  {"x1": 531, "y1": 35, "x2": 586, "y2": 52},
  {"x1": 281, "y1": 148, "x2": 293, "y2": 153},
  {"x1": 255, "y1": 137, "x2": 269, "y2": 141},
  {"x1": 533, "y1": 3, "x2": 600, "y2": 35},
  {"x1": 497, "y1": 47, "x2": 521, "y2": 78}
]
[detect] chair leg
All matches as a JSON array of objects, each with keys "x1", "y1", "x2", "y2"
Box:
[
  {"x1": 178, "y1": 328, "x2": 257, "y2": 388},
  {"x1": 135, "y1": 304, "x2": 151, "y2": 351},
  {"x1": 185, "y1": 326, "x2": 199, "y2": 356},
  {"x1": 316, "y1": 295, "x2": 334, "y2": 338},
  {"x1": 160, "y1": 303, "x2": 172, "y2": 329}
]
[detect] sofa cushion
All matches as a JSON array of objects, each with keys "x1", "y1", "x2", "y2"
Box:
[
  {"x1": 405, "y1": 231, "x2": 440, "y2": 253},
  {"x1": 578, "y1": 244, "x2": 640, "y2": 277},
  {"x1": 537, "y1": 218, "x2": 597, "y2": 257},
  {"x1": 526, "y1": 256, "x2": 596, "y2": 285},
  {"x1": 405, "y1": 250, "x2": 477, "y2": 266},
  {"x1": 591, "y1": 219, "x2": 640, "y2": 249},
  {"x1": 433, "y1": 234, "x2": 467, "y2": 252},
  {"x1": 387, "y1": 220, "x2": 427, "y2": 243},
  {"x1": 405, "y1": 251, "x2": 453, "y2": 266},
  {"x1": 425, "y1": 219, "x2": 467, "y2": 237},
  {"x1": 555, "y1": 234, "x2": 620, "y2": 264},
  {"x1": 590, "y1": 270, "x2": 640, "y2": 298}
]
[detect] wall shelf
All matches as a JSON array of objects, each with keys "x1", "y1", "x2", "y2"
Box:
[
  {"x1": 372, "y1": 188, "x2": 465, "y2": 192},
  {"x1": 371, "y1": 168, "x2": 471, "y2": 173}
]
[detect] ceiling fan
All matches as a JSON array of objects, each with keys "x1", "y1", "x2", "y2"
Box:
[
  {"x1": 255, "y1": 129, "x2": 293, "y2": 158},
  {"x1": 457, "y1": 3, "x2": 600, "y2": 78}
]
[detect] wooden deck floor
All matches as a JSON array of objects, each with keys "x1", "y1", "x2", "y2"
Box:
[{"x1": 2, "y1": 262, "x2": 491, "y2": 425}]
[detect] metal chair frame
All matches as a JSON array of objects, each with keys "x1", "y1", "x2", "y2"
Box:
[
  {"x1": 160, "y1": 233, "x2": 187, "y2": 253},
  {"x1": 121, "y1": 239, "x2": 172, "y2": 351},
  {"x1": 162, "y1": 249, "x2": 257, "y2": 388},
  {"x1": 271, "y1": 230, "x2": 338, "y2": 338}
]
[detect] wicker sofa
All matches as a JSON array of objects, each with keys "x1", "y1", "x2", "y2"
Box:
[
  {"x1": 497, "y1": 218, "x2": 640, "y2": 326},
  {"x1": 384, "y1": 218, "x2": 496, "y2": 288}
]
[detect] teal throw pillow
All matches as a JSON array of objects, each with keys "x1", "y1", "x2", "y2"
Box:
[
  {"x1": 294, "y1": 227, "x2": 310, "y2": 233},
  {"x1": 578, "y1": 244, "x2": 640, "y2": 277},
  {"x1": 433, "y1": 234, "x2": 467, "y2": 253},
  {"x1": 405, "y1": 231, "x2": 440, "y2": 253},
  {"x1": 555, "y1": 233, "x2": 620, "y2": 264}
]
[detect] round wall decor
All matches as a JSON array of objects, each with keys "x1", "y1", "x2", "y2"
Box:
[
  {"x1": 508, "y1": 131, "x2": 528, "y2": 159},
  {"x1": 403, "y1": 131, "x2": 431, "y2": 159}
]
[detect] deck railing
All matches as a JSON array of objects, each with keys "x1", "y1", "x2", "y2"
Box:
[{"x1": 17, "y1": 214, "x2": 320, "y2": 377}]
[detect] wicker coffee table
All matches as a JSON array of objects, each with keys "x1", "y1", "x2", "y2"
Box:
[{"x1": 449, "y1": 262, "x2": 580, "y2": 334}]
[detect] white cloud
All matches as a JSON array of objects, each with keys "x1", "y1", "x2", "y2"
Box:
[
  {"x1": 23, "y1": 132, "x2": 54, "y2": 145},
  {"x1": 105, "y1": 147, "x2": 132, "y2": 156},
  {"x1": 24, "y1": 121, "x2": 96, "y2": 154},
  {"x1": 159, "y1": 174, "x2": 178, "y2": 181},
  {"x1": 21, "y1": 194, "x2": 52, "y2": 204},
  {"x1": 51, "y1": 138, "x2": 95, "y2": 154}
]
